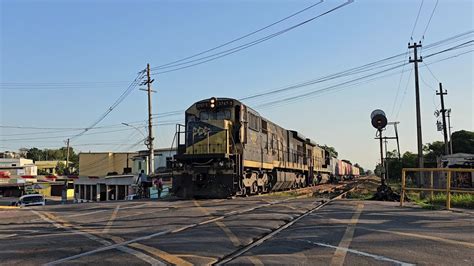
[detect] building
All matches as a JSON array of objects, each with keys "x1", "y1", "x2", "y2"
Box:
[
  {"x1": 0, "y1": 158, "x2": 37, "y2": 176},
  {"x1": 133, "y1": 148, "x2": 177, "y2": 175},
  {"x1": 79, "y1": 148, "x2": 176, "y2": 177},
  {"x1": 78, "y1": 152, "x2": 137, "y2": 177},
  {"x1": 35, "y1": 160, "x2": 68, "y2": 175},
  {"x1": 73, "y1": 175, "x2": 135, "y2": 202}
]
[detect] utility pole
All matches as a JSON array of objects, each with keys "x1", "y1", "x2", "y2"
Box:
[
  {"x1": 436, "y1": 83, "x2": 449, "y2": 155},
  {"x1": 384, "y1": 138, "x2": 389, "y2": 181},
  {"x1": 409, "y1": 41, "x2": 424, "y2": 169},
  {"x1": 145, "y1": 64, "x2": 155, "y2": 175},
  {"x1": 447, "y1": 109, "x2": 453, "y2": 154},
  {"x1": 66, "y1": 138, "x2": 70, "y2": 175},
  {"x1": 378, "y1": 129, "x2": 385, "y2": 186}
]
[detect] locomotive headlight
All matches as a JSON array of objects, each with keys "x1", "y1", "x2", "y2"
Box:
[
  {"x1": 210, "y1": 97, "x2": 217, "y2": 109},
  {"x1": 218, "y1": 161, "x2": 225, "y2": 167}
]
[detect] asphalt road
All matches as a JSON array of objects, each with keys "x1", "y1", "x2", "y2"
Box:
[{"x1": 1, "y1": 186, "x2": 473, "y2": 265}]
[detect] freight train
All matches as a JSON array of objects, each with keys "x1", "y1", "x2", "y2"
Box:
[{"x1": 171, "y1": 97, "x2": 361, "y2": 198}]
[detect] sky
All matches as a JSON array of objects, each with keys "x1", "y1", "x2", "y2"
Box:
[{"x1": 1, "y1": 0, "x2": 473, "y2": 170}]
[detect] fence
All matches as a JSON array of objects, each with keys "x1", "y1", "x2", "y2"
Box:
[{"x1": 400, "y1": 168, "x2": 474, "y2": 210}]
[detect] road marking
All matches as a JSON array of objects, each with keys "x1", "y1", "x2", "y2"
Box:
[
  {"x1": 65, "y1": 209, "x2": 109, "y2": 218},
  {"x1": 177, "y1": 254, "x2": 218, "y2": 265},
  {"x1": 0, "y1": 206, "x2": 19, "y2": 210},
  {"x1": 313, "y1": 212, "x2": 474, "y2": 249},
  {"x1": 31, "y1": 210, "x2": 163, "y2": 266},
  {"x1": 302, "y1": 240, "x2": 414, "y2": 266},
  {"x1": 45, "y1": 230, "x2": 171, "y2": 265},
  {"x1": 247, "y1": 256, "x2": 264, "y2": 265},
  {"x1": 331, "y1": 203, "x2": 364, "y2": 266},
  {"x1": 102, "y1": 205, "x2": 120, "y2": 233},
  {"x1": 358, "y1": 227, "x2": 474, "y2": 249},
  {"x1": 194, "y1": 200, "x2": 241, "y2": 247},
  {"x1": 0, "y1": 234, "x2": 17, "y2": 239},
  {"x1": 46, "y1": 197, "x2": 300, "y2": 264},
  {"x1": 117, "y1": 246, "x2": 165, "y2": 266},
  {"x1": 129, "y1": 243, "x2": 192, "y2": 266}
]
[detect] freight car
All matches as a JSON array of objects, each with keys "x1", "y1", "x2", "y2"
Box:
[{"x1": 171, "y1": 97, "x2": 348, "y2": 198}]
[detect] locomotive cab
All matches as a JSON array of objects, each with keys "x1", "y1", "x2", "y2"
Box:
[{"x1": 173, "y1": 98, "x2": 244, "y2": 198}]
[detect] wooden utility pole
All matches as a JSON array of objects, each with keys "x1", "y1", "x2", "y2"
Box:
[
  {"x1": 447, "y1": 109, "x2": 453, "y2": 154},
  {"x1": 437, "y1": 83, "x2": 449, "y2": 155},
  {"x1": 66, "y1": 138, "x2": 70, "y2": 174},
  {"x1": 384, "y1": 138, "x2": 389, "y2": 181},
  {"x1": 409, "y1": 42, "x2": 424, "y2": 169},
  {"x1": 146, "y1": 64, "x2": 155, "y2": 175}
]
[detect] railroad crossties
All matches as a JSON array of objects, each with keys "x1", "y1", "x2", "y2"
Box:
[{"x1": 1, "y1": 179, "x2": 473, "y2": 265}]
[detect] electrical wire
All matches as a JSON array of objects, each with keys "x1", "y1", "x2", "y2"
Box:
[
  {"x1": 150, "y1": 1, "x2": 354, "y2": 75},
  {"x1": 411, "y1": 0, "x2": 425, "y2": 40},
  {"x1": 422, "y1": 0, "x2": 439, "y2": 39},
  {"x1": 153, "y1": 0, "x2": 324, "y2": 70}
]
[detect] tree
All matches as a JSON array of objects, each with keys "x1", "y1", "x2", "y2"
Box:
[
  {"x1": 321, "y1": 145, "x2": 338, "y2": 158},
  {"x1": 374, "y1": 163, "x2": 384, "y2": 177},
  {"x1": 26, "y1": 148, "x2": 44, "y2": 161},
  {"x1": 423, "y1": 141, "x2": 445, "y2": 167},
  {"x1": 452, "y1": 130, "x2": 474, "y2": 154}
]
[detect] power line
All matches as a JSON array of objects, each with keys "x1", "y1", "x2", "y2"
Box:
[
  {"x1": 69, "y1": 71, "x2": 146, "y2": 140},
  {"x1": 422, "y1": 0, "x2": 439, "y2": 39},
  {"x1": 154, "y1": 0, "x2": 324, "y2": 70},
  {"x1": 411, "y1": 0, "x2": 425, "y2": 40},
  {"x1": 150, "y1": 1, "x2": 354, "y2": 75},
  {"x1": 254, "y1": 44, "x2": 473, "y2": 110},
  {"x1": 423, "y1": 61, "x2": 440, "y2": 82}
]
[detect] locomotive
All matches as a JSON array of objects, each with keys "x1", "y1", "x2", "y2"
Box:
[{"x1": 172, "y1": 97, "x2": 360, "y2": 198}]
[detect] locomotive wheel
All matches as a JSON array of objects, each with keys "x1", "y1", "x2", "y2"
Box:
[
  {"x1": 252, "y1": 182, "x2": 258, "y2": 195},
  {"x1": 245, "y1": 187, "x2": 251, "y2": 196}
]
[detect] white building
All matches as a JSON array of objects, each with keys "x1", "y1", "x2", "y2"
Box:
[{"x1": 0, "y1": 158, "x2": 37, "y2": 176}]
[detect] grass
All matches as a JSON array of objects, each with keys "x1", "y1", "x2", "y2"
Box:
[{"x1": 408, "y1": 192, "x2": 474, "y2": 209}]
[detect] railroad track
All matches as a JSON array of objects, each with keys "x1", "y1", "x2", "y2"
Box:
[
  {"x1": 215, "y1": 180, "x2": 362, "y2": 265},
  {"x1": 45, "y1": 179, "x2": 363, "y2": 265}
]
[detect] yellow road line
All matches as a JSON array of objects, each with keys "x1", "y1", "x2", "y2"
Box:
[
  {"x1": 129, "y1": 243, "x2": 193, "y2": 266},
  {"x1": 331, "y1": 203, "x2": 364, "y2": 266},
  {"x1": 32, "y1": 210, "x2": 164, "y2": 265},
  {"x1": 247, "y1": 256, "x2": 264, "y2": 265},
  {"x1": 0, "y1": 206, "x2": 19, "y2": 210},
  {"x1": 194, "y1": 200, "x2": 241, "y2": 247},
  {"x1": 102, "y1": 205, "x2": 120, "y2": 233},
  {"x1": 177, "y1": 254, "x2": 218, "y2": 265}
]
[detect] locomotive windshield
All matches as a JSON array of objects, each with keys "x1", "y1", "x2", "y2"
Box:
[{"x1": 199, "y1": 110, "x2": 231, "y2": 120}]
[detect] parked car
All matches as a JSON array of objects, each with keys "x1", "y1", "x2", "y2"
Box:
[{"x1": 11, "y1": 194, "x2": 46, "y2": 207}]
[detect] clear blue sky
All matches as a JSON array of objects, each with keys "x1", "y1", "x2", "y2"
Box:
[{"x1": 1, "y1": 0, "x2": 473, "y2": 170}]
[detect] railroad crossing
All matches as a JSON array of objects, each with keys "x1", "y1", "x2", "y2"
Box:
[{"x1": 1, "y1": 179, "x2": 472, "y2": 265}]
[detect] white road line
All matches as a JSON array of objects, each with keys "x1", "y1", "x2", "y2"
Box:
[
  {"x1": 301, "y1": 240, "x2": 415, "y2": 266},
  {"x1": 65, "y1": 209, "x2": 109, "y2": 218},
  {"x1": 46, "y1": 196, "x2": 305, "y2": 265},
  {"x1": 116, "y1": 246, "x2": 165, "y2": 266}
]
